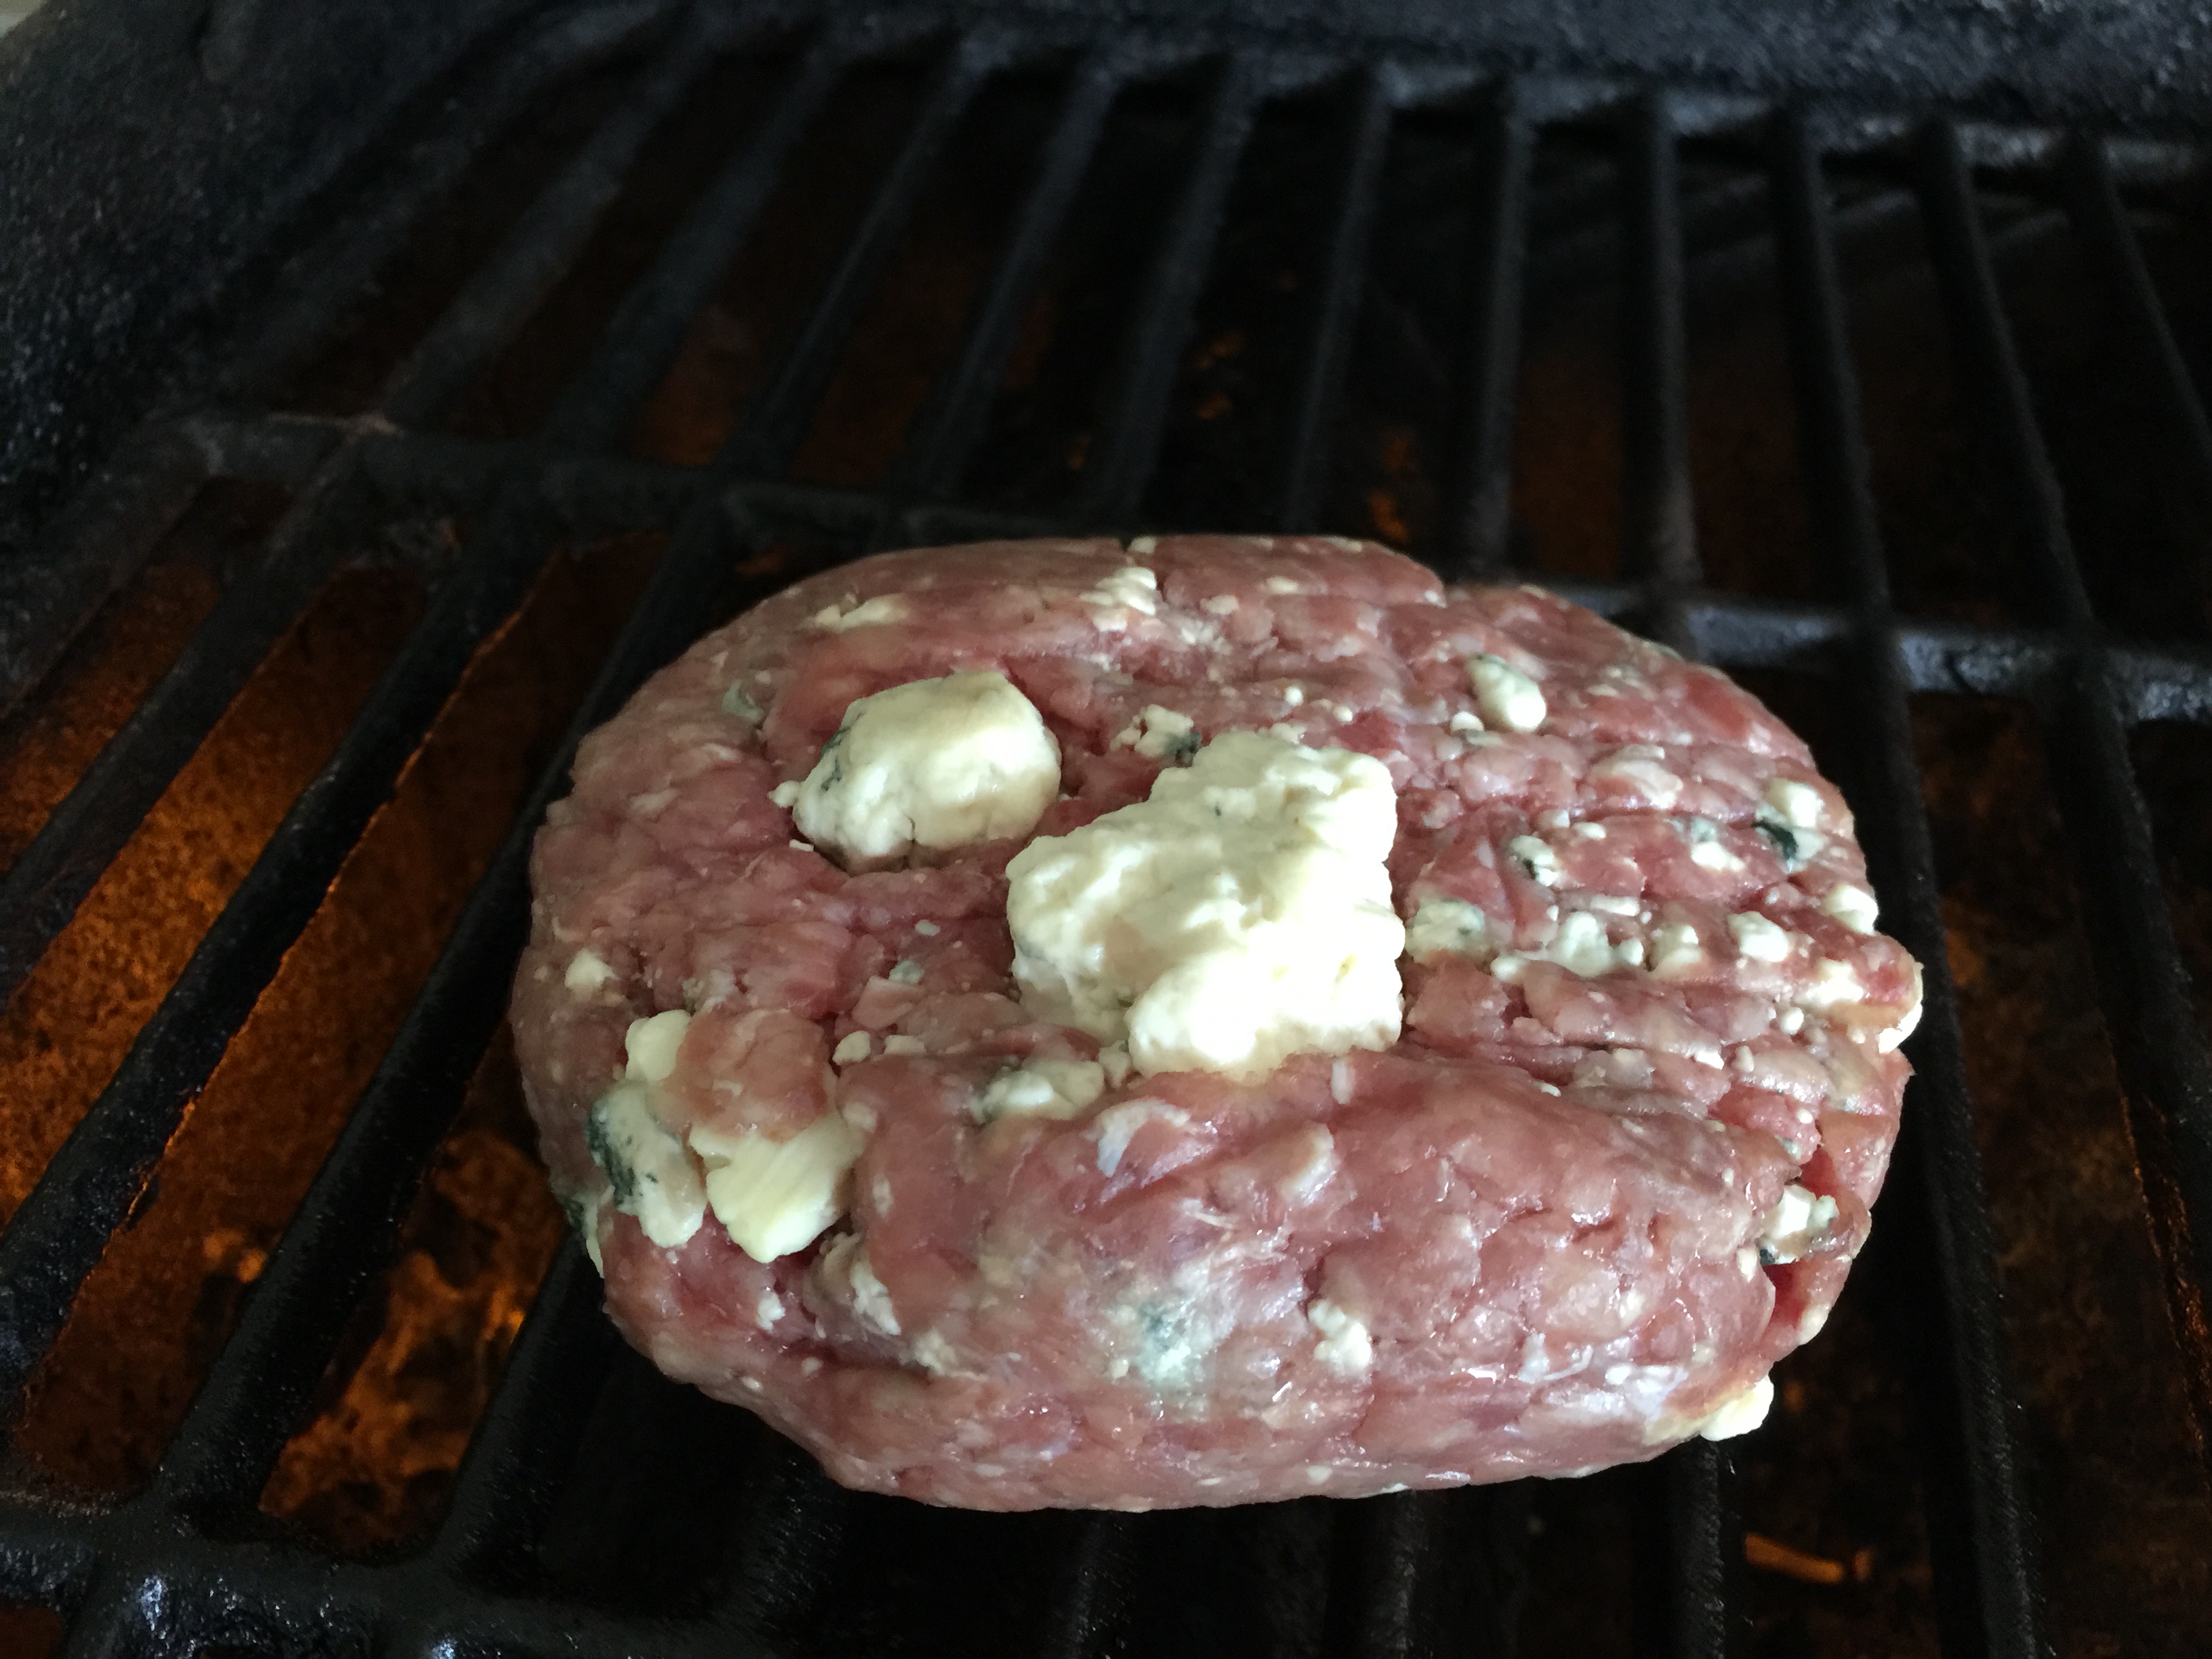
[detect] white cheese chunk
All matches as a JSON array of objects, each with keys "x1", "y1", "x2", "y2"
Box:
[
  {"x1": 882, "y1": 1033, "x2": 926, "y2": 1057},
  {"x1": 1591, "y1": 748, "x2": 1682, "y2": 808},
  {"x1": 811, "y1": 594, "x2": 909, "y2": 632},
  {"x1": 623, "y1": 1009, "x2": 691, "y2": 1084},
  {"x1": 1763, "y1": 777, "x2": 1825, "y2": 829},
  {"x1": 975, "y1": 1057, "x2": 1107, "y2": 1123},
  {"x1": 1755, "y1": 804, "x2": 1826, "y2": 872},
  {"x1": 1547, "y1": 910, "x2": 1620, "y2": 977},
  {"x1": 1082, "y1": 564, "x2": 1160, "y2": 626},
  {"x1": 1698, "y1": 1376, "x2": 1775, "y2": 1441},
  {"x1": 565, "y1": 1187, "x2": 608, "y2": 1274},
  {"x1": 1684, "y1": 817, "x2": 1745, "y2": 873},
  {"x1": 1007, "y1": 731, "x2": 1404, "y2": 1080},
  {"x1": 1092, "y1": 1099, "x2": 1189, "y2": 1176},
  {"x1": 1404, "y1": 897, "x2": 1495, "y2": 963},
  {"x1": 831, "y1": 1030, "x2": 873, "y2": 1065},
  {"x1": 1307, "y1": 1298, "x2": 1373, "y2": 1376},
  {"x1": 1111, "y1": 704, "x2": 1199, "y2": 761},
  {"x1": 1467, "y1": 653, "x2": 1547, "y2": 732},
  {"x1": 1650, "y1": 920, "x2": 1704, "y2": 978},
  {"x1": 846, "y1": 1244, "x2": 901, "y2": 1336},
  {"x1": 1099, "y1": 1042, "x2": 1132, "y2": 1086},
  {"x1": 691, "y1": 1113, "x2": 863, "y2": 1263},
  {"x1": 1727, "y1": 912, "x2": 1793, "y2": 963},
  {"x1": 1759, "y1": 1183, "x2": 1839, "y2": 1263},
  {"x1": 1507, "y1": 834, "x2": 1563, "y2": 886},
  {"x1": 1822, "y1": 882, "x2": 1879, "y2": 935},
  {"x1": 1879, "y1": 960, "x2": 1925, "y2": 1053},
  {"x1": 586, "y1": 1082, "x2": 705, "y2": 1250},
  {"x1": 1799, "y1": 958, "x2": 1864, "y2": 1009},
  {"x1": 790, "y1": 670, "x2": 1060, "y2": 862},
  {"x1": 565, "y1": 948, "x2": 615, "y2": 994}
]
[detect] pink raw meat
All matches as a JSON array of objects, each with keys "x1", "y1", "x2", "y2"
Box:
[{"x1": 511, "y1": 535, "x2": 1919, "y2": 1510}]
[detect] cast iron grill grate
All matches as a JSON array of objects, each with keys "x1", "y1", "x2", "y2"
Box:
[{"x1": 1, "y1": 2, "x2": 2210, "y2": 1654}]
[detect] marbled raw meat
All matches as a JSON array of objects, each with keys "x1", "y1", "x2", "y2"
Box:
[{"x1": 511, "y1": 535, "x2": 1919, "y2": 1510}]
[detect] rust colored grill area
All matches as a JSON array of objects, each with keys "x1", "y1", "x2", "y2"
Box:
[{"x1": 0, "y1": 9, "x2": 2209, "y2": 1658}]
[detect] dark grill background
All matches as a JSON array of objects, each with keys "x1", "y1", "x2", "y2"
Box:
[{"x1": 0, "y1": 1, "x2": 2209, "y2": 1654}]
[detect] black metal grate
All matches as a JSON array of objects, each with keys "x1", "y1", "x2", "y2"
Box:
[{"x1": 2, "y1": 3, "x2": 2211, "y2": 1654}]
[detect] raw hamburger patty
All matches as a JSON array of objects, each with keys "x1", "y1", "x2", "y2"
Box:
[{"x1": 512, "y1": 535, "x2": 1921, "y2": 1511}]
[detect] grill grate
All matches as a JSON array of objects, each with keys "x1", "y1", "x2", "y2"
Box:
[{"x1": 3, "y1": 3, "x2": 2211, "y2": 1654}]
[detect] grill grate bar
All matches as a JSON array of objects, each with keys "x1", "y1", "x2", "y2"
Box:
[
  {"x1": 1345, "y1": 1490, "x2": 1427, "y2": 1659},
  {"x1": 1616, "y1": 94, "x2": 1734, "y2": 1657},
  {"x1": 0, "y1": 5, "x2": 661, "y2": 731},
  {"x1": 1919, "y1": 121, "x2": 2212, "y2": 1464},
  {"x1": 428, "y1": 1246, "x2": 623, "y2": 1582},
  {"x1": 1443, "y1": 85, "x2": 1532, "y2": 577},
  {"x1": 0, "y1": 8, "x2": 724, "y2": 1020},
  {"x1": 1773, "y1": 110, "x2": 2049, "y2": 1659},
  {"x1": 2041, "y1": 671, "x2": 2212, "y2": 1455},
  {"x1": 1273, "y1": 67, "x2": 1393, "y2": 531},
  {"x1": 1033, "y1": 1513, "x2": 1132, "y2": 1659},
  {"x1": 377, "y1": 12, "x2": 721, "y2": 429},
  {"x1": 7, "y1": 22, "x2": 2212, "y2": 1649},
  {"x1": 720, "y1": 38, "x2": 998, "y2": 476},
  {"x1": 0, "y1": 475, "x2": 356, "y2": 1012},
  {"x1": 145, "y1": 524, "x2": 724, "y2": 1507},
  {"x1": 0, "y1": 497, "x2": 573, "y2": 1408},
  {"x1": 1076, "y1": 55, "x2": 1264, "y2": 522},
  {"x1": 1769, "y1": 112, "x2": 1890, "y2": 604},
  {"x1": 1662, "y1": 1443, "x2": 1733, "y2": 1659},
  {"x1": 0, "y1": 428, "x2": 213, "y2": 726},
  {"x1": 544, "y1": 33, "x2": 855, "y2": 448},
  {"x1": 883, "y1": 51, "x2": 1127, "y2": 508},
  {"x1": 2057, "y1": 138, "x2": 2212, "y2": 525},
  {"x1": 215, "y1": 0, "x2": 678, "y2": 407},
  {"x1": 1914, "y1": 121, "x2": 2095, "y2": 629},
  {"x1": 423, "y1": 507, "x2": 853, "y2": 1574},
  {"x1": 1619, "y1": 94, "x2": 1699, "y2": 598},
  {"x1": 140, "y1": 416, "x2": 2212, "y2": 710}
]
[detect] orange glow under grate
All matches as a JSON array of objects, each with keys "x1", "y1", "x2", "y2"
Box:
[{"x1": 3, "y1": 531, "x2": 659, "y2": 1530}]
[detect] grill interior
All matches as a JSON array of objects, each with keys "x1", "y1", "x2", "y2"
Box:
[{"x1": 2, "y1": 3, "x2": 2211, "y2": 1655}]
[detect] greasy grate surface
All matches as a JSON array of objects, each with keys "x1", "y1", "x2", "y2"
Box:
[{"x1": 1, "y1": 3, "x2": 2211, "y2": 1655}]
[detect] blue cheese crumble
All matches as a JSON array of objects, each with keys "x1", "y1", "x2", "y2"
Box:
[
  {"x1": 1467, "y1": 653, "x2": 1547, "y2": 732},
  {"x1": 1006, "y1": 731, "x2": 1404, "y2": 1080},
  {"x1": 785, "y1": 670, "x2": 1061, "y2": 863}
]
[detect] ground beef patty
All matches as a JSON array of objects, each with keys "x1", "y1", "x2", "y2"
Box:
[{"x1": 511, "y1": 535, "x2": 1920, "y2": 1511}]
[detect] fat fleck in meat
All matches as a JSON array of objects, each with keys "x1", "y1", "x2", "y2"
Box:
[{"x1": 511, "y1": 536, "x2": 1918, "y2": 1511}]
